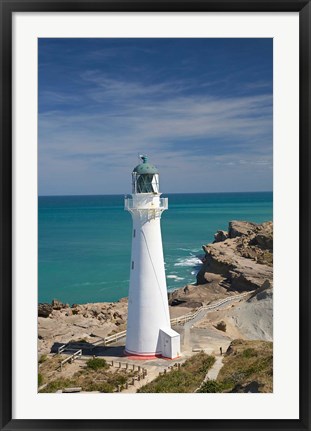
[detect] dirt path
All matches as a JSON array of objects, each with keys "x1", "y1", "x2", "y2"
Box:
[
  {"x1": 206, "y1": 355, "x2": 224, "y2": 380},
  {"x1": 182, "y1": 308, "x2": 208, "y2": 351},
  {"x1": 194, "y1": 354, "x2": 225, "y2": 392}
]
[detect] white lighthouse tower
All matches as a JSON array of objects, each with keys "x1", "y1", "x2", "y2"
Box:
[{"x1": 124, "y1": 156, "x2": 180, "y2": 359}]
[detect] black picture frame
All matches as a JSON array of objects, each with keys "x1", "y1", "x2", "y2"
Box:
[{"x1": 1, "y1": 1, "x2": 310, "y2": 430}]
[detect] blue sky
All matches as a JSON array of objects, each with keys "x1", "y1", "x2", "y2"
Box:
[{"x1": 38, "y1": 38, "x2": 272, "y2": 195}]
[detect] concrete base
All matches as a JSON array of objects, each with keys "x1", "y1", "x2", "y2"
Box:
[{"x1": 124, "y1": 349, "x2": 180, "y2": 361}]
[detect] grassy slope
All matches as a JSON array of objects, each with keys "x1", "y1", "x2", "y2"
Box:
[
  {"x1": 199, "y1": 339, "x2": 273, "y2": 393},
  {"x1": 138, "y1": 352, "x2": 215, "y2": 393}
]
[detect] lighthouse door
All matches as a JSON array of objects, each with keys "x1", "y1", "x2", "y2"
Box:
[{"x1": 163, "y1": 336, "x2": 170, "y2": 358}]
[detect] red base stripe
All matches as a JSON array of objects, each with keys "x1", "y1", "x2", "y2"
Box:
[{"x1": 124, "y1": 350, "x2": 180, "y2": 360}]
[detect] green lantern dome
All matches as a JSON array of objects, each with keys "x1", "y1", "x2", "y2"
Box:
[{"x1": 133, "y1": 155, "x2": 158, "y2": 175}]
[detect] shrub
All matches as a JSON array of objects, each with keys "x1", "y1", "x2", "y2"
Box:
[
  {"x1": 86, "y1": 358, "x2": 108, "y2": 371},
  {"x1": 242, "y1": 348, "x2": 257, "y2": 358},
  {"x1": 108, "y1": 374, "x2": 127, "y2": 386},
  {"x1": 86, "y1": 382, "x2": 114, "y2": 393},
  {"x1": 138, "y1": 370, "x2": 192, "y2": 393},
  {"x1": 215, "y1": 321, "x2": 227, "y2": 332},
  {"x1": 39, "y1": 378, "x2": 78, "y2": 393},
  {"x1": 39, "y1": 354, "x2": 48, "y2": 364},
  {"x1": 198, "y1": 380, "x2": 224, "y2": 393},
  {"x1": 38, "y1": 373, "x2": 43, "y2": 387}
]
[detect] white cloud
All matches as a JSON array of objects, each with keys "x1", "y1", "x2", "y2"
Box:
[{"x1": 39, "y1": 75, "x2": 272, "y2": 194}]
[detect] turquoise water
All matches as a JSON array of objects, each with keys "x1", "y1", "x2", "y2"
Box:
[{"x1": 38, "y1": 192, "x2": 272, "y2": 304}]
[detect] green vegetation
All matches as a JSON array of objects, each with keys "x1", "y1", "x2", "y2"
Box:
[
  {"x1": 258, "y1": 251, "x2": 273, "y2": 266},
  {"x1": 39, "y1": 355, "x2": 137, "y2": 393},
  {"x1": 38, "y1": 340, "x2": 272, "y2": 394},
  {"x1": 242, "y1": 348, "x2": 258, "y2": 358},
  {"x1": 138, "y1": 352, "x2": 215, "y2": 393},
  {"x1": 86, "y1": 357, "x2": 108, "y2": 371},
  {"x1": 215, "y1": 339, "x2": 273, "y2": 393},
  {"x1": 39, "y1": 378, "x2": 77, "y2": 393},
  {"x1": 38, "y1": 354, "x2": 48, "y2": 364},
  {"x1": 39, "y1": 367, "x2": 133, "y2": 393},
  {"x1": 38, "y1": 373, "x2": 43, "y2": 387},
  {"x1": 198, "y1": 380, "x2": 225, "y2": 393},
  {"x1": 82, "y1": 382, "x2": 114, "y2": 393}
]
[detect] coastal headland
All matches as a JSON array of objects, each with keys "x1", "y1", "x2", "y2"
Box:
[{"x1": 38, "y1": 220, "x2": 273, "y2": 393}]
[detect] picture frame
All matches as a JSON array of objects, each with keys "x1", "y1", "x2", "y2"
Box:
[{"x1": 1, "y1": 0, "x2": 310, "y2": 430}]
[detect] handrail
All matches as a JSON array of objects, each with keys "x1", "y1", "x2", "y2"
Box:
[
  {"x1": 60, "y1": 349, "x2": 82, "y2": 370},
  {"x1": 125, "y1": 197, "x2": 168, "y2": 211},
  {"x1": 103, "y1": 330, "x2": 127, "y2": 345},
  {"x1": 100, "y1": 291, "x2": 253, "y2": 345},
  {"x1": 170, "y1": 291, "x2": 252, "y2": 325},
  {"x1": 58, "y1": 344, "x2": 67, "y2": 354}
]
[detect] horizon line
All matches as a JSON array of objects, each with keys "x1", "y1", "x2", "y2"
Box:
[{"x1": 38, "y1": 190, "x2": 273, "y2": 198}]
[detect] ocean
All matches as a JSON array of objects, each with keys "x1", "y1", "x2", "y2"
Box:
[{"x1": 38, "y1": 192, "x2": 273, "y2": 304}]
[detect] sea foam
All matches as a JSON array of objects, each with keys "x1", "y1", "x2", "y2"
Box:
[{"x1": 174, "y1": 256, "x2": 202, "y2": 267}]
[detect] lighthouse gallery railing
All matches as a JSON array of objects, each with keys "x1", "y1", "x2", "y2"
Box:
[{"x1": 124, "y1": 197, "x2": 168, "y2": 211}]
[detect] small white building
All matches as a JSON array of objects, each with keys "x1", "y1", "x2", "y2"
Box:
[{"x1": 124, "y1": 156, "x2": 180, "y2": 359}]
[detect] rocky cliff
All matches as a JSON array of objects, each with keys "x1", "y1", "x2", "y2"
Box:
[
  {"x1": 197, "y1": 220, "x2": 273, "y2": 291},
  {"x1": 169, "y1": 220, "x2": 272, "y2": 307}
]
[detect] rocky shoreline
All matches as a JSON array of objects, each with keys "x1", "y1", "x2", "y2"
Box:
[
  {"x1": 168, "y1": 220, "x2": 273, "y2": 307},
  {"x1": 38, "y1": 220, "x2": 273, "y2": 355},
  {"x1": 199, "y1": 220, "x2": 273, "y2": 289}
]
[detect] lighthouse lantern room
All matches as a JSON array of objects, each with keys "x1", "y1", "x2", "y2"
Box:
[{"x1": 124, "y1": 156, "x2": 180, "y2": 359}]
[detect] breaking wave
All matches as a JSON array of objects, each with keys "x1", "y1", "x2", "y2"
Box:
[{"x1": 174, "y1": 256, "x2": 202, "y2": 267}]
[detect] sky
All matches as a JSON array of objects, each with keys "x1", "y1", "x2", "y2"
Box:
[{"x1": 38, "y1": 38, "x2": 273, "y2": 195}]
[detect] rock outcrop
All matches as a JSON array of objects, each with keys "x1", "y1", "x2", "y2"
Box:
[
  {"x1": 38, "y1": 303, "x2": 53, "y2": 318},
  {"x1": 197, "y1": 221, "x2": 273, "y2": 291},
  {"x1": 38, "y1": 299, "x2": 128, "y2": 355},
  {"x1": 168, "y1": 274, "x2": 231, "y2": 307},
  {"x1": 214, "y1": 230, "x2": 228, "y2": 243},
  {"x1": 192, "y1": 279, "x2": 273, "y2": 343},
  {"x1": 228, "y1": 221, "x2": 258, "y2": 238}
]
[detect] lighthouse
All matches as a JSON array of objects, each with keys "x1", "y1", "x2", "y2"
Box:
[{"x1": 124, "y1": 156, "x2": 180, "y2": 359}]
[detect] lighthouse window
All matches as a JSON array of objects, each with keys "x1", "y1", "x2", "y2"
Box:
[
  {"x1": 133, "y1": 229, "x2": 136, "y2": 238},
  {"x1": 132, "y1": 261, "x2": 134, "y2": 270}
]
